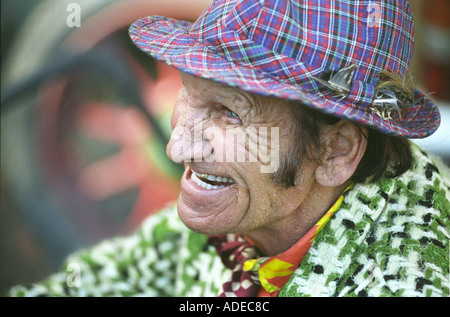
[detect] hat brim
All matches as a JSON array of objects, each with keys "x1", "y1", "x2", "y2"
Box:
[{"x1": 129, "y1": 16, "x2": 440, "y2": 139}]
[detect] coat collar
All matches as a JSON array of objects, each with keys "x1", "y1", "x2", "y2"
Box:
[{"x1": 279, "y1": 177, "x2": 397, "y2": 296}]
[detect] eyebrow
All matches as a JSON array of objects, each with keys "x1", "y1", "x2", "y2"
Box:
[
  {"x1": 183, "y1": 74, "x2": 262, "y2": 117},
  {"x1": 202, "y1": 85, "x2": 253, "y2": 107}
]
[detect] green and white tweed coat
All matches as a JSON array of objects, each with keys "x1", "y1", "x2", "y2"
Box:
[{"x1": 9, "y1": 146, "x2": 450, "y2": 297}]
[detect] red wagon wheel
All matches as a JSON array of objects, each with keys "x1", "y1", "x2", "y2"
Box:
[{"x1": 29, "y1": 1, "x2": 186, "y2": 241}]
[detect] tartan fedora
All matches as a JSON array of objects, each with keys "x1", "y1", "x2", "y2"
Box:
[{"x1": 129, "y1": 0, "x2": 440, "y2": 138}]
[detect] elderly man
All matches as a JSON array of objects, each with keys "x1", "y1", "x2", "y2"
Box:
[{"x1": 10, "y1": 0, "x2": 449, "y2": 297}]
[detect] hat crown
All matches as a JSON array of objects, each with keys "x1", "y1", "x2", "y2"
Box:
[
  {"x1": 189, "y1": 0, "x2": 415, "y2": 87},
  {"x1": 129, "y1": 0, "x2": 440, "y2": 138}
]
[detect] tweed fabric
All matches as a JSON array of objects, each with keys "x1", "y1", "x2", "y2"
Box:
[
  {"x1": 9, "y1": 145, "x2": 450, "y2": 297},
  {"x1": 129, "y1": 0, "x2": 440, "y2": 138},
  {"x1": 280, "y1": 146, "x2": 450, "y2": 297}
]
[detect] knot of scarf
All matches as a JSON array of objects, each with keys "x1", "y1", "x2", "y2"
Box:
[{"x1": 208, "y1": 234, "x2": 261, "y2": 297}]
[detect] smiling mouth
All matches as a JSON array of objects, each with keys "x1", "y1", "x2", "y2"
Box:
[{"x1": 190, "y1": 169, "x2": 235, "y2": 190}]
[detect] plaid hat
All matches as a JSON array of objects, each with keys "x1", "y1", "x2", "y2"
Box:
[{"x1": 129, "y1": 0, "x2": 440, "y2": 138}]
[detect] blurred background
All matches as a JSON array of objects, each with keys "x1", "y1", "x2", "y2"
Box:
[{"x1": 1, "y1": 0, "x2": 449, "y2": 296}]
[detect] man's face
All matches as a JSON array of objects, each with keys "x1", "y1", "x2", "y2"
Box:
[{"x1": 166, "y1": 73, "x2": 317, "y2": 237}]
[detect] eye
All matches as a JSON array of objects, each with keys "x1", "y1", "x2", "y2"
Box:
[
  {"x1": 225, "y1": 108, "x2": 240, "y2": 119},
  {"x1": 221, "y1": 107, "x2": 241, "y2": 124}
]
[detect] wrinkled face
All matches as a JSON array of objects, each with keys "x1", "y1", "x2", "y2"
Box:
[{"x1": 166, "y1": 73, "x2": 316, "y2": 236}]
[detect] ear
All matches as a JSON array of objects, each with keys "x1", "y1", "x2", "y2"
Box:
[{"x1": 315, "y1": 121, "x2": 367, "y2": 187}]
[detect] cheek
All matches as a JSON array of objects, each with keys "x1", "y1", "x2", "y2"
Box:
[
  {"x1": 227, "y1": 127, "x2": 278, "y2": 166},
  {"x1": 210, "y1": 127, "x2": 258, "y2": 163}
]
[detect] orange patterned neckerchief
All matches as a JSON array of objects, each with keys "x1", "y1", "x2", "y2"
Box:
[{"x1": 210, "y1": 184, "x2": 353, "y2": 297}]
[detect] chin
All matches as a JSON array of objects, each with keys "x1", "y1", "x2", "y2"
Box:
[
  {"x1": 176, "y1": 197, "x2": 236, "y2": 235},
  {"x1": 176, "y1": 165, "x2": 248, "y2": 234}
]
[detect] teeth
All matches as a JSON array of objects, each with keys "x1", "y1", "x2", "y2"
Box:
[
  {"x1": 191, "y1": 172, "x2": 225, "y2": 190},
  {"x1": 191, "y1": 170, "x2": 235, "y2": 190},
  {"x1": 194, "y1": 171, "x2": 234, "y2": 184}
]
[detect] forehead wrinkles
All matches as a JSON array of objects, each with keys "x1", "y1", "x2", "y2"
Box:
[
  {"x1": 181, "y1": 73, "x2": 291, "y2": 124},
  {"x1": 220, "y1": 88, "x2": 283, "y2": 123},
  {"x1": 245, "y1": 94, "x2": 293, "y2": 127},
  {"x1": 184, "y1": 78, "x2": 249, "y2": 108}
]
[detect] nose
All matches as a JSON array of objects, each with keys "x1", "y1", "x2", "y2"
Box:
[{"x1": 166, "y1": 101, "x2": 213, "y2": 164}]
